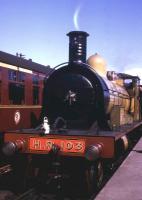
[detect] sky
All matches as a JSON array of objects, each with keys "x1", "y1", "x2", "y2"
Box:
[{"x1": 0, "y1": 0, "x2": 142, "y2": 80}]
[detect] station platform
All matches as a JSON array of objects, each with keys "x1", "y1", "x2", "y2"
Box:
[{"x1": 95, "y1": 137, "x2": 142, "y2": 200}]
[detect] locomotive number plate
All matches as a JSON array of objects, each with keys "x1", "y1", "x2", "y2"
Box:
[{"x1": 29, "y1": 138, "x2": 85, "y2": 153}]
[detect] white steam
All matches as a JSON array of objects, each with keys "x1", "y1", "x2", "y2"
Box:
[{"x1": 73, "y1": 5, "x2": 81, "y2": 30}]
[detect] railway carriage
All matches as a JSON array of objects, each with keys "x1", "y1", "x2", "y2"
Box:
[{"x1": 0, "y1": 51, "x2": 51, "y2": 132}]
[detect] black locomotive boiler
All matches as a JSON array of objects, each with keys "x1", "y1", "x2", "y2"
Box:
[{"x1": 2, "y1": 31, "x2": 142, "y2": 194}]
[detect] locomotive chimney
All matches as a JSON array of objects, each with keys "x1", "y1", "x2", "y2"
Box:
[{"x1": 67, "y1": 31, "x2": 89, "y2": 63}]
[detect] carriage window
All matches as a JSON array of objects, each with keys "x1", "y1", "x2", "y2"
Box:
[
  {"x1": 9, "y1": 83, "x2": 25, "y2": 104},
  {"x1": 8, "y1": 69, "x2": 25, "y2": 104},
  {"x1": 33, "y1": 86, "x2": 39, "y2": 105},
  {"x1": 18, "y1": 72, "x2": 25, "y2": 82},
  {"x1": 8, "y1": 70, "x2": 17, "y2": 81},
  {"x1": 32, "y1": 74, "x2": 39, "y2": 85}
]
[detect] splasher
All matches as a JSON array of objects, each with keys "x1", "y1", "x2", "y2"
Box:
[{"x1": 73, "y1": 5, "x2": 81, "y2": 30}]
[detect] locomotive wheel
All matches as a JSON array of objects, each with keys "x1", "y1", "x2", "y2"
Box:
[{"x1": 85, "y1": 160, "x2": 104, "y2": 194}]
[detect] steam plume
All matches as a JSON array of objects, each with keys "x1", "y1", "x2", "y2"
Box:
[{"x1": 73, "y1": 5, "x2": 81, "y2": 30}]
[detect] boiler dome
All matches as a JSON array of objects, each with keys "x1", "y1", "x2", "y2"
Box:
[{"x1": 87, "y1": 53, "x2": 107, "y2": 77}]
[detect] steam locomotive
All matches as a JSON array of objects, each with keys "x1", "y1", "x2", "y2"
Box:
[{"x1": 2, "y1": 31, "x2": 142, "y2": 194}]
